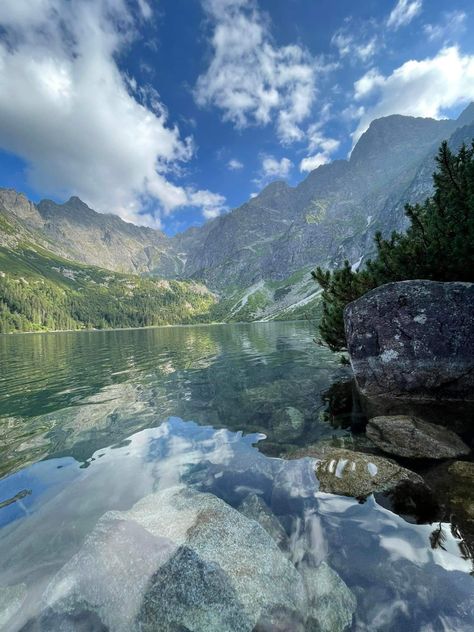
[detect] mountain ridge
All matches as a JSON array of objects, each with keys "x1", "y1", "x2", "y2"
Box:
[{"x1": 1, "y1": 103, "x2": 474, "y2": 322}]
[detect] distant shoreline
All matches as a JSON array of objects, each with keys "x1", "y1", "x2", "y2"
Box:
[{"x1": 0, "y1": 319, "x2": 302, "y2": 337}]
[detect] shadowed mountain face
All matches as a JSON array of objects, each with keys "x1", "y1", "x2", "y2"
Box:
[{"x1": 1, "y1": 104, "x2": 474, "y2": 318}]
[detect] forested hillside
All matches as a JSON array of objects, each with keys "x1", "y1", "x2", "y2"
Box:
[{"x1": 0, "y1": 246, "x2": 216, "y2": 334}]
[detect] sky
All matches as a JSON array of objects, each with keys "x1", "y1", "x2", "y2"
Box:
[{"x1": 0, "y1": 0, "x2": 473, "y2": 234}]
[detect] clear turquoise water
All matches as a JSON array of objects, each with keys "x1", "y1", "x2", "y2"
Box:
[{"x1": 0, "y1": 322, "x2": 472, "y2": 631}]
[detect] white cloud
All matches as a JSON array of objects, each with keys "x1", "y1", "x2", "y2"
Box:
[
  {"x1": 331, "y1": 29, "x2": 377, "y2": 63},
  {"x1": 387, "y1": 0, "x2": 422, "y2": 30},
  {"x1": 260, "y1": 155, "x2": 293, "y2": 179},
  {"x1": 423, "y1": 11, "x2": 466, "y2": 42},
  {"x1": 299, "y1": 123, "x2": 340, "y2": 173},
  {"x1": 137, "y1": 0, "x2": 152, "y2": 20},
  {"x1": 352, "y1": 46, "x2": 474, "y2": 142},
  {"x1": 195, "y1": 0, "x2": 318, "y2": 143},
  {"x1": 354, "y1": 69, "x2": 385, "y2": 100},
  {"x1": 307, "y1": 124, "x2": 340, "y2": 155},
  {"x1": 0, "y1": 0, "x2": 225, "y2": 226},
  {"x1": 300, "y1": 153, "x2": 330, "y2": 173},
  {"x1": 188, "y1": 190, "x2": 228, "y2": 219},
  {"x1": 228, "y1": 158, "x2": 244, "y2": 170}
]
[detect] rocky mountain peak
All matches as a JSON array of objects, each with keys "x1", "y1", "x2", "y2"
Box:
[
  {"x1": 0, "y1": 187, "x2": 44, "y2": 227},
  {"x1": 456, "y1": 101, "x2": 474, "y2": 128}
]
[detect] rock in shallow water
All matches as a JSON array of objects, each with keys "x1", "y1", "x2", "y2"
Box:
[
  {"x1": 26, "y1": 486, "x2": 356, "y2": 632},
  {"x1": 344, "y1": 280, "x2": 474, "y2": 400},
  {"x1": 238, "y1": 493, "x2": 289, "y2": 550},
  {"x1": 367, "y1": 415, "x2": 470, "y2": 459},
  {"x1": 315, "y1": 448, "x2": 427, "y2": 498},
  {"x1": 300, "y1": 563, "x2": 356, "y2": 632}
]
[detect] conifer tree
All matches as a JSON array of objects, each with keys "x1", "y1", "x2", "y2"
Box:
[{"x1": 313, "y1": 140, "x2": 474, "y2": 352}]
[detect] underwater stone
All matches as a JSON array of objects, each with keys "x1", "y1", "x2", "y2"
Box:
[
  {"x1": 34, "y1": 486, "x2": 308, "y2": 632},
  {"x1": 300, "y1": 562, "x2": 356, "y2": 632},
  {"x1": 238, "y1": 493, "x2": 289, "y2": 550},
  {"x1": 367, "y1": 415, "x2": 470, "y2": 459}
]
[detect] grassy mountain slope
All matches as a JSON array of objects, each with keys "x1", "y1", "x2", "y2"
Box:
[{"x1": 0, "y1": 240, "x2": 216, "y2": 333}]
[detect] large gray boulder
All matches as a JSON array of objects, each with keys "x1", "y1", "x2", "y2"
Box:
[
  {"x1": 344, "y1": 281, "x2": 474, "y2": 400},
  {"x1": 31, "y1": 487, "x2": 308, "y2": 632},
  {"x1": 25, "y1": 485, "x2": 357, "y2": 632},
  {"x1": 367, "y1": 415, "x2": 470, "y2": 459}
]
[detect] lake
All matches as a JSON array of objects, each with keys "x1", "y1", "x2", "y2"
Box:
[{"x1": 0, "y1": 322, "x2": 473, "y2": 631}]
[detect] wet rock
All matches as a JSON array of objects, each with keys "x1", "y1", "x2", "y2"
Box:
[
  {"x1": 34, "y1": 518, "x2": 177, "y2": 631},
  {"x1": 138, "y1": 545, "x2": 252, "y2": 632},
  {"x1": 300, "y1": 562, "x2": 356, "y2": 632},
  {"x1": 366, "y1": 415, "x2": 470, "y2": 459},
  {"x1": 344, "y1": 280, "x2": 474, "y2": 400},
  {"x1": 238, "y1": 493, "x2": 288, "y2": 549},
  {"x1": 314, "y1": 449, "x2": 427, "y2": 498},
  {"x1": 35, "y1": 486, "x2": 307, "y2": 632},
  {"x1": 284, "y1": 435, "x2": 377, "y2": 461}
]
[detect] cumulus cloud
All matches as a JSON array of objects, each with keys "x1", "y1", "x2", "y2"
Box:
[
  {"x1": 387, "y1": 0, "x2": 422, "y2": 30},
  {"x1": 307, "y1": 125, "x2": 340, "y2": 155},
  {"x1": 253, "y1": 154, "x2": 292, "y2": 187},
  {"x1": 137, "y1": 0, "x2": 152, "y2": 20},
  {"x1": 299, "y1": 122, "x2": 340, "y2": 173},
  {"x1": 228, "y1": 158, "x2": 244, "y2": 170},
  {"x1": 0, "y1": 0, "x2": 226, "y2": 226},
  {"x1": 299, "y1": 154, "x2": 330, "y2": 173},
  {"x1": 331, "y1": 25, "x2": 378, "y2": 63},
  {"x1": 260, "y1": 155, "x2": 293, "y2": 179},
  {"x1": 352, "y1": 46, "x2": 474, "y2": 143},
  {"x1": 423, "y1": 11, "x2": 466, "y2": 42},
  {"x1": 188, "y1": 189, "x2": 228, "y2": 219},
  {"x1": 195, "y1": 0, "x2": 319, "y2": 143}
]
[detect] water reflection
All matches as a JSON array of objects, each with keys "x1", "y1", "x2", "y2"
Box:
[
  {"x1": 0, "y1": 323, "x2": 347, "y2": 478},
  {"x1": 0, "y1": 323, "x2": 473, "y2": 631},
  {"x1": 0, "y1": 419, "x2": 472, "y2": 631}
]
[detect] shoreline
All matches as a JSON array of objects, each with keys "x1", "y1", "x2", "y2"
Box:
[{"x1": 0, "y1": 319, "x2": 306, "y2": 337}]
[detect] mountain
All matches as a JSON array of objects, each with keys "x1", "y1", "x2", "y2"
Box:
[
  {"x1": 171, "y1": 104, "x2": 474, "y2": 318},
  {"x1": 0, "y1": 189, "x2": 182, "y2": 276},
  {"x1": 1, "y1": 102, "x2": 474, "y2": 326},
  {"x1": 0, "y1": 202, "x2": 216, "y2": 333}
]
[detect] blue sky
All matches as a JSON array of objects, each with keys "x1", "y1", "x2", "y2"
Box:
[{"x1": 0, "y1": 0, "x2": 473, "y2": 234}]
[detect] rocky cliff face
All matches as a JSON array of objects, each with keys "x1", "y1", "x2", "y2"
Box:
[
  {"x1": 0, "y1": 191, "x2": 183, "y2": 277},
  {"x1": 175, "y1": 112, "x2": 460, "y2": 291},
  {"x1": 2, "y1": 104, "x2": 474, "y2": 320}
]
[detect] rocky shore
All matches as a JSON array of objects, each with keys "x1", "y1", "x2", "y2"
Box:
[{"x1": 289, "y1": 280, "x2": 474, "y2": 572}]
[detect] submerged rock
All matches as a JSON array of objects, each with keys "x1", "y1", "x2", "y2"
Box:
[
  {"x1": 344, "y1": 280, "x2": 474, "y2": 400},
  {"x1": 238, "y1": 493, "x2": 288, "y2": 550},
  {"x1": 33, "y1": 486, "x2": 308, "y2": 632},
  {"x1": 138, "y1": 545, "x2": 252, "y2": 632},
  {"x1": 366, "y1": 415, "x2": 470, "y2": 459},
  {"x1": 300, "y1": 563, "x2": 356, "y2": 632},
  {"x1": 270, "y1": 406, "x2": 305, "y2": 442},
  {"x1": 314, "y1": 448, "x2": 426, "y2": 498}
]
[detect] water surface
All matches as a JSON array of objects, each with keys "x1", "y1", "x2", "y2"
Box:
[{"x1": 0, "y1": 323, "x2": 473, "y2": 631}]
